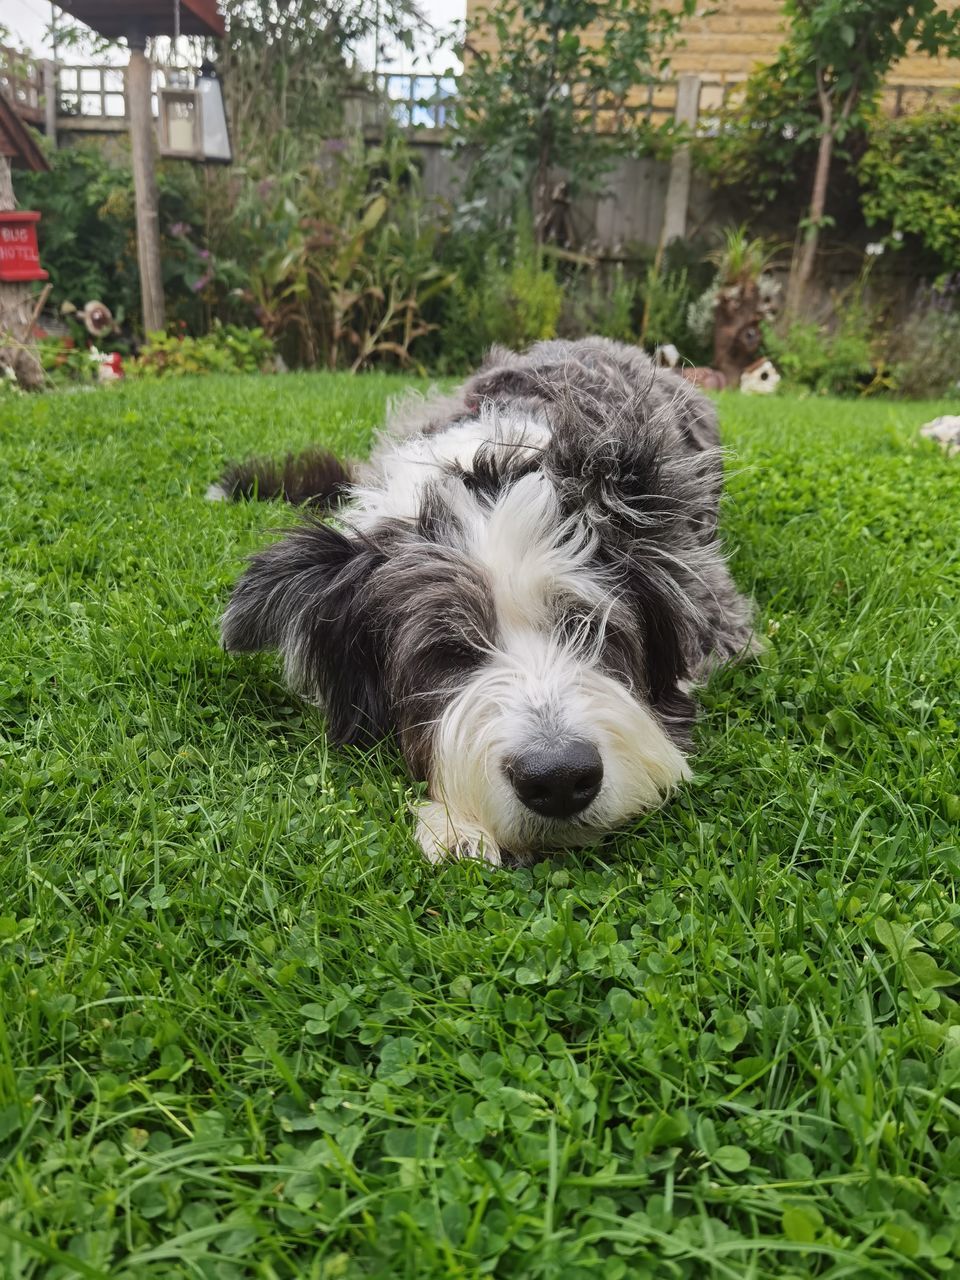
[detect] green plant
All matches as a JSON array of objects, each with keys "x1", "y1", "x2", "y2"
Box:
[
  {"x1": 641, "y1": 265, "x2": 696, "y2": 353},
  {"x1": 488, "y1": 258, "x2": 564, "y2": 349},
  {"x1": 890, "y1": 311, "x2": 960, "y2": 398},
  {"x1": 707, "y1": 1, "x2": 960, "y2": 312},
  {"x1": 681, "y1": 228, "x2": 785, "y2": 378},
  {"x1": 884, "y1": 276, "x2": 960, "y2": 398},
  {"x1": 443, "y1": 254, "x2": 564, "y2": 363},
  {"x1": 559, "y1": 265, "x2": 638, "y2": 343},
  {"x1": 453, "y1": 0, "x2": 698, "y2": 233},
  {"x1": 37, "y1": 337, "x2": 100, "y2": 386},
  {"x1": 860, "y1": 106, "x2": 960, "y2": 272},
  {"x1": 15, "y1": 140, "x2": 201, "y2": 332},
  {"x1": 0, "y1": 366, "x2": 23, "y2": 396},
  {"x1": 706, "y1": 225, "x2": 779, "y2": 287},
  {"x1": 131, "y1": 323, "x2": 276, "y2": 378},
  {"x1": 435, "y1": 210, "x2": 564, "y2": 366},
  {"x1": 763, "y1": 311, "x2": 875, "y2": 395},
  {"x1": 220, "y1": 134, "x2": 452, "y2": 371},
  {"x1": 218, "y1": 0, "x2": 420, "y2": 167}
]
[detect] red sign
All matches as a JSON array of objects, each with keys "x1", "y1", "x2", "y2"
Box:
[{"x1": 0, "y1": 211, "x2": 49, "y2": 283}]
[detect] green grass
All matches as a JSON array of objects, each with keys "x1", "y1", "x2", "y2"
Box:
[{"x1": 1, "y1": 374, "x2": 959, "y2": 1279}]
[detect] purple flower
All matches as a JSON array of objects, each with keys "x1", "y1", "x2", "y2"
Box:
[
  {"x1": 170, "y1": 222, "x2": 192, "y2": 237},
  {"x1": 197, "y1": 249, "x2": 212, "y2": 261},
  {"x1": 192, "y1": 273, "x2": 213, "y2": 293}
]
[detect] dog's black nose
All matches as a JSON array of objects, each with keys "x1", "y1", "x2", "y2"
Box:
[{"x1": 506, "y1": 740, "x2": 603, "y2": 819}]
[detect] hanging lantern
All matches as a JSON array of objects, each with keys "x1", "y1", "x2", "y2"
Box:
[
  {"x1": 197, "y1": 61, "x2": 232, "y2": 163},
  {"x1": 158, "y1": 65, "x2": 231, "y2": 162},
  {"x1": 158, "y1": 71, "x2": 202, "y2": 158},
  {"x1": 158, "y1": 64, "x2": 231, "y2": 163},
  {"x1": 157, "y1": 0, "x2": 232, "y2": 164},
  {"x1": 54, "y1": 0, "x2": 228, "y2": 335}
]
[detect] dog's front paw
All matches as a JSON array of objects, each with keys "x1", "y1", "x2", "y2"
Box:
[{"x1": 414, "y1": 801, "x2": 502, "y2": 867}]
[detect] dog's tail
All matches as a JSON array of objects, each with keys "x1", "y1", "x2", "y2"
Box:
[{"x1": 206, "y1": 446, "x2": 352, "y2": 508}]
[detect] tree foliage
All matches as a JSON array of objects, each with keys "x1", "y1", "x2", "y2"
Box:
[
  {"x1": 15, "y1": 141, "x2": 200, "y2": 328},
  {"x1": 708, "y1": 0, "x2": 960, "y2": 308},
  {"x1": 860, "y1": 105, "x2": 960, "y2": 272},
  {"x1": 217, "y1": 0, "x2": 421, "y2": 165},
  {"x1": 454, "y1": 0, "x2": 696, "y2": 234}
]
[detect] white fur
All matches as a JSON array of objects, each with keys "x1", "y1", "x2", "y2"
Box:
[
  {"x1": 415, "y1": 801, "x2": 504, "y2": 867},
  {"x1": 310, "y1": 401, "x2": 689, "y2": 864},
  {"x1": 461, "y1": 471, "x2": 608, "y2": 627},
  {"x1": 411, "y1": 467, "x2": 687, "y2": 863},
  {"x1": 421, "y1": 630, "x2": 688, "y2": 864},
  {"x1": 349, "y1": 405, "x2": 551, "y2": 532}
]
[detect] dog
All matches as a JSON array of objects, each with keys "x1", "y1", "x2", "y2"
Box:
[{"x1": 213, "y1": 338, "x2": 757, "y2": 866}]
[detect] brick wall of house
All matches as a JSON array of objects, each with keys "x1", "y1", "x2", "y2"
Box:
[{"x1": 465, "y1": 0, "x2": 960, "y2": 90}]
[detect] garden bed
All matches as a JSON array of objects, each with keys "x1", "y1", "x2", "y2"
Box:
[{"x1": 2, "y1": 375, "x2": 959, "y2": 1277}]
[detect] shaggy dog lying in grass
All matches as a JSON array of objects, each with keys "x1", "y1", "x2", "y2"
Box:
[{"x1": 213, "y1": 338, "x2": 757, "y2": 865}]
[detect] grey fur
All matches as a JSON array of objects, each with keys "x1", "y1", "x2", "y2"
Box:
[{"x1": 215, "y1": 447, "x2": 350, "y2": 506}]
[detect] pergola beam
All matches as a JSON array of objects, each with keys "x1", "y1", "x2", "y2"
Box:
[{"x1": 54, "y1": 2, "x2": 225, "y2": 40}]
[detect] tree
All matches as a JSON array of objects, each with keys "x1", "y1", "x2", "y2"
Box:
[
  {"x1": 454, "y1": 0, "x2": 697, "y2": 239},
  {"x1": 217, "y1": 0, "x2": 423, "y2": 165},
  {"x1": 770, "y1": 0, "x2": 960, "y2": 312},
  {"x1": 860, "y1": 104, "x2": 960, "y2": 271}
]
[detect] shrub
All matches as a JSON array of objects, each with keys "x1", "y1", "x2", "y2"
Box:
[
  {"x1": 884, "y1": 275, "x2": 960, "y2": 398},
  {"x1": 198, "y1": 134, "x2": 452, "y2": 372},
  {"x1": 38, "y1": 337, "x2": 100, "y2": 386},
  {"x1": 642, "y1": 265, "x2": 692, "y2": 352},
  {"x1": 889, "y1": 312, "x2": 960, "y2": 398},
  {"x1": 428, "y1": 205, "x2": 564, "y2": 370},
  {"x1": 559, "y1": 266, "x2": 638, "y2": 343},
  {"x1": 640, "y1": 264, "x2": 722, "y2": 364},
  {"x1": 632, "y1": 239, "x2": 716, "y2": 365},
  {"x1": 439, "y1": 255, "x2": 563, "y2": 368},
  {"x1": 132, "y1": 324, "x2": 276, "y2": 378},
  {"x1": 16, "y1": 139, "x2": 202, "y2": 332},
  {"x1": 861, "y1": 106, "x2": 960, "y2": 272},
  {"x1": 762, "y1": 312, "x2": 875, "y2": 396},
  {"x1": 486, "y1": 258, "x2": 564, "y2": 349}
]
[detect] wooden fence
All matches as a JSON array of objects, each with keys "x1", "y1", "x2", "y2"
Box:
[
  {"x1": 2, "y1": 44, "x2": 956, "y2": 136},
  {"x1": 0, "y1": 45, "x2": 44, "y2": 126},
  {"x1": 3, "y1": 44, "x2": 959, "y2": 255}
]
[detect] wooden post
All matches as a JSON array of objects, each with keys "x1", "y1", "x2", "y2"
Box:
[
  {"x1": 0, "y1": 157, "x2": 45, "y2": 390},
  {"x1": 43, "y1": 60, "x2": 58, "y2": 146},
  {"x1": 660, "y1": 74, "x2": 700, "y2": 248},
  {"x1": 126, "y1": 30, "x2": 165, "y2": 335}
]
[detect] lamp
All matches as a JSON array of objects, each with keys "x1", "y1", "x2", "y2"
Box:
[
  {"x1": 197, "y1": 61, "x2": 232, "y2": 163},
  {"x1": 158, "y1": 64, "x2": 232, "y2": 162},
  {"x1": 157, "y1": 0, "x2": 232, "y2": 163},
  {"x1": 159, "y1": 79, "x2": 202, "y2": 158}
]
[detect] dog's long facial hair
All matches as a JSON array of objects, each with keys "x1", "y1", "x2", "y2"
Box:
[{"x1": 218, "y1": 339, "x2": 757, "y2": 865}]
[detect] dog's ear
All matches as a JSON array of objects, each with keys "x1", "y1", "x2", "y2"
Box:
[
  {"x1": 625, "y1": 572, "x2": 688, "y2": 701},
  {"x1": 221, "y1": 519, "x2": 389, "y2": 745},
  {"x1": 610, "y1": 554, "x2": 698, "y2": 745}
]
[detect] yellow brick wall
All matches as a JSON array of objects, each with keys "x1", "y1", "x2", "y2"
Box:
[{"x1": 465, "y1": 0, "x2": 960, "y2": 89}]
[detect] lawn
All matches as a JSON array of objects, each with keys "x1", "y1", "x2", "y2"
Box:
[{"x1": 2, "y1": 373, "x2": 959, "y2": 1279}]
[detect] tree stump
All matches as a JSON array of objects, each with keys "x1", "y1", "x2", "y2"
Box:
[{"x1": 713, "y1": 279, "x2": 763, "y2": 388}]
